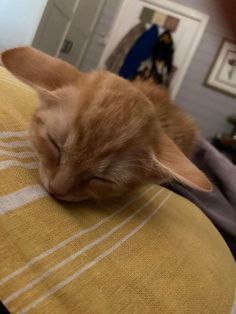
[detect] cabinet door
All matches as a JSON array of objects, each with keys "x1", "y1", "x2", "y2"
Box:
[
  {"x1": 59, "y1": 0, "x2": 105, "y2": 67},
  {"x1": 33, "y1": 0, "x2": 78, "y2": 56}
]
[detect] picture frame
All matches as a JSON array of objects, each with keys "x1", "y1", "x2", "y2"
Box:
[{"x1": 205, "y1": 38, "x2": 236, "y2": 98}]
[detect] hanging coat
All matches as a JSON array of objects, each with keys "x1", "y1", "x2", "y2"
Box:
[
  {"x1": 119, "y1": 25, "x2": 159, "y2": 79},
  {"x1": 105, "y1": 23, "x2": 146, "y2": 74},
  {"x1": 153, "y1": 30, "x2": 174, "y2": 73},
  {"x1": 134, "y1": 30, "x2": 175, "y2": 87}
]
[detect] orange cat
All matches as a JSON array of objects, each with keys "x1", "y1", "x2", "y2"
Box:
[{"x1": 1, "y1": 47, "x2": 211, "y2": 201}]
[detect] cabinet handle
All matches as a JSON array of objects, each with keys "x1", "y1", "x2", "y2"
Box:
[{"x1": 61, "y1": 39, "x2": 73, "y2": 53}]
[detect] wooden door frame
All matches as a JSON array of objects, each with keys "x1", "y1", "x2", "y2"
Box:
[{"x1": 99, "y1": 0, "x2": 209, "y2": 99}]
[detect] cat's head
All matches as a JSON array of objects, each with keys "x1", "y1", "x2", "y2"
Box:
[{"x1": 1, "y1": 47, "x2": 212, "y2": 201}]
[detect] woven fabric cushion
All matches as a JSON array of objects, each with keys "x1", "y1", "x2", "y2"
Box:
[{"x1": 0, "y1": 66, "x2": 235, "y2": 314}]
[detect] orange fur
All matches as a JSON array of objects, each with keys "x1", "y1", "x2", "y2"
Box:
[{"x1": 1, "y1": 47, "x2": 212, "y2": 201}]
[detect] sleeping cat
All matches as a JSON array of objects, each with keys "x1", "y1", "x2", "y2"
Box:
[{"x1": 1, "y1": 47, "x2": 212, "y2": 201}]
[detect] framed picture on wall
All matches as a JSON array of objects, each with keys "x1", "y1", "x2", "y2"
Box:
[{"x1": 205, "y1": 38, "x2": 236, "y2": 97}]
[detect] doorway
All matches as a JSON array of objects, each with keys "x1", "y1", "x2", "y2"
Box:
[{"x1": 99, "y1": 0, "x2": 209, "y2": 99}]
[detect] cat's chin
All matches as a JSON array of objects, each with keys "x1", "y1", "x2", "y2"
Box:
[{"x1": 52, "y1": 195, "x2": 89, "y2": 202}]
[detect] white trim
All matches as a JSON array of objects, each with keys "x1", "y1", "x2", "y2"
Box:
[
  {"x1": 99, "y1": 0, "x2": 209, "y2": 100},
  {"x1": 145, "y1": 0, "x2": 207, "y2": 21},
  {"x1": 206, "y1": 40, "x2": 236, "y2": 97}
]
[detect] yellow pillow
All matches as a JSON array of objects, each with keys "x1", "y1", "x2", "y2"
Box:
[{"x1": 0, "y1": 67, "x2": 235, "y2": 314}]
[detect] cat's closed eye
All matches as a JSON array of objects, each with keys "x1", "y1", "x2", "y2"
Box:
[
  {"x1": 47, "y1": 133, "x2": 61, "y2": 162},
  {"x1": 82, "y1": 176, "x2": 114, "y2": 184}
]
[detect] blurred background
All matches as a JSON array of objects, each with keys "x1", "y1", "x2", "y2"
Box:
[{"x1": 0, "y1": 0, "x2": 235, "y2": 161}]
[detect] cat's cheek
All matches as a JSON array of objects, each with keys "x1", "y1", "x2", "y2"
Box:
[{"x1": 85, "y1": 181, "x2": 117, "y2": 200}]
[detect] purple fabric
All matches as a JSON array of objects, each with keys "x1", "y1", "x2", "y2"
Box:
[{"x1": 165, "y1": 138, "x2": 236, "y2": 259}]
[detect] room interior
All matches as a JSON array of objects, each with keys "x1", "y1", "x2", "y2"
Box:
[{"x1": 0, "y1": 1, "x2": 235, "y2": 313}]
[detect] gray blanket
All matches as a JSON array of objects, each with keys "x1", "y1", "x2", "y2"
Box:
[{"x1": 166, "y1": 138, "x2": 236, "y2": 259}]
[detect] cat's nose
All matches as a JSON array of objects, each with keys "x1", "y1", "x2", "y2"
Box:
[
  {"x1": 48, "y1": 181, "x2": 71, "y2": 199},
  {"x1": 49, "y1": 188, "x2": 67, "y2": 199},
  {"x1": 48, "y1": 172, "x2": 74, "y2": 199},
  {"x1": 49, "y1": 186, "x2": 67, "y2": 199}
]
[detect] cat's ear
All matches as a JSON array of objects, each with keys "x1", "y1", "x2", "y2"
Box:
[
  {"x1": 36, "y1": 87, "x2": 59, "y2": 107},
  {"x1": 1, "y1": 46, "x2": 79, "y2": 90},
  {"x1": 147, "y1": 131, "x2": 212, "y2": 191}
]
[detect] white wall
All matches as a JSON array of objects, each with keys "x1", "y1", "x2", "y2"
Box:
[
  {"x1": 0, "y1": 0, "x2": 48, "y2": 51},
  {"x1": 174, "y1": 0, "x2": 235, "y2": 139}
]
